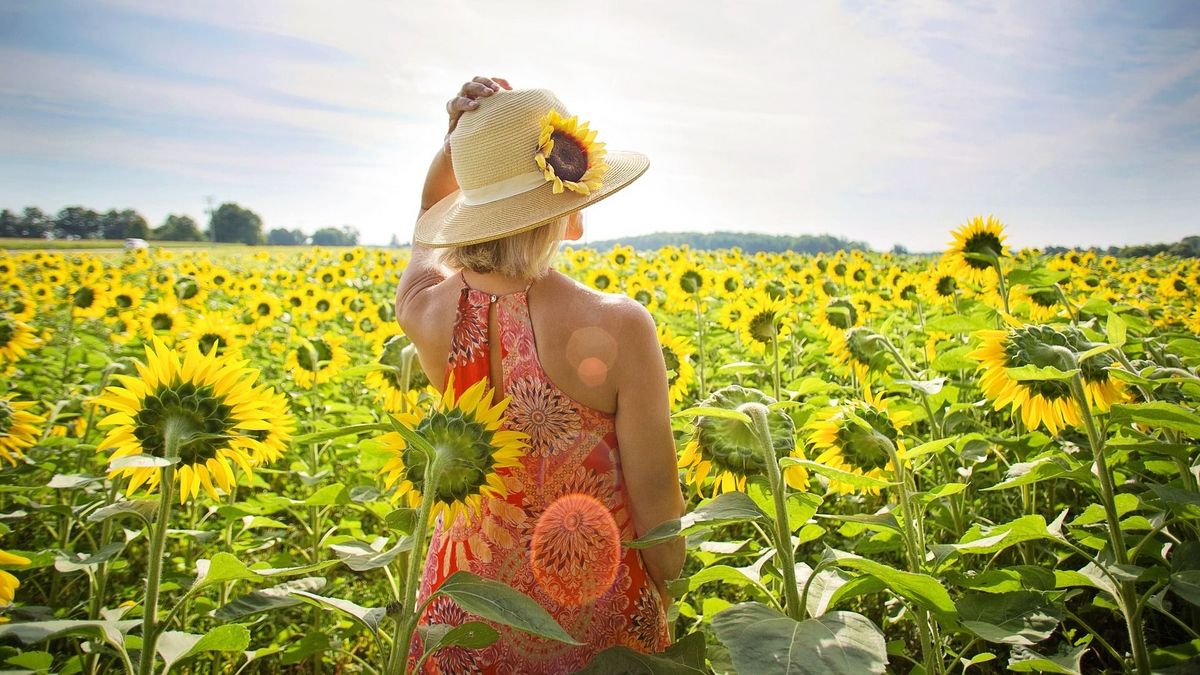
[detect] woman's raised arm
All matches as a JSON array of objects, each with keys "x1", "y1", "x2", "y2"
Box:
[{"x1": 395, "y1": 76, "x2": 511, "y2": 331}]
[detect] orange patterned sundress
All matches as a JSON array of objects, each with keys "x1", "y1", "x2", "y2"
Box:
[{"x1": 408, "y1": 272, "x2": 671, "y2": 674}]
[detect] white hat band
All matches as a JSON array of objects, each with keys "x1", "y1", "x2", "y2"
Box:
[{"x1": 460, "y1": 170, "x2": 546, "y2": 206}]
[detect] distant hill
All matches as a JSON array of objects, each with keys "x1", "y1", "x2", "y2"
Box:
[
  {"x1": 1045, "y1": 235, "x2": 1200, "y2": 259},
  {"x1": 582, "y1": 230, "x2": 871, "y2": 254}
]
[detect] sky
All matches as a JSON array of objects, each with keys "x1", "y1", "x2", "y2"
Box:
[{"x1": 0, "y1": 0, "x2": 1198, "y2": 252}]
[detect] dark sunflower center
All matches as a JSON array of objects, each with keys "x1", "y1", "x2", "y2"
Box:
[
  {"x1": 765, "y1": 280, "x2": 786, "y2": 301},
  {"x1": 633, "y1": 289, "x2": 652, "y2": 306},
  {"x1": 151, "y1": 312, "x2": 173, "y2": 331},
  {"x1": 696, "y1": 386, "x2": 794, "y2": 476},
  {"x1": 1029, "y1": 290, "x2": 1058, "y2": 309},
  {"x1": 349, "y1": 298, "x2": 366, "y2": 312},
  {"x1": 1173, "y1": 278, "x2": 1187, "y2": 292},
  {"x1": 405, "y1": 409, "x2": 498, "y2": 504},
  {"x1": 853, "y1": 269, "x2": 867, "y2": 282},
  {"x1": 358, "y1": 317, "x2": 376, "y2": 333},
  {"x1": 936, "y1": 276, "x2": 957, "y2": 297},
  {"x1": 0, "y1": 319, "x2": 12, "y2": 348},
  {"x1": 615, "y1": 253, "x2": 627, "y2": 265},
  {"x1": 316, "y1": 299, "x2": 331, "y2": 312},
  {"x1": 593, "y1": 274, "x2": 611, "y2": 290},
  {"x1": 288, "y1": 296, "x2": 303, "y2": 308},
  {"x1": 213, "y1": 274, "x2": 226, "y2": 286},
  {"x1": 297, "y1": 339, "x2": 333, "y2": 372},
  {"x1": 548, "y1": 130, "x2": 588, "y2": 182},
  {"x1": 825, "y1": 298, "x2": 859, "y2": 330},
  {"x1": 115, "y1": 294, "x2": 133, "y2": 309},
  {"x1": 133, "y1": 382, "x2": 234, "y2": 463},
  {"x1": 175, "y1": 277, "x2": 200, "y2": 300},
  {"x1": 197, "y1": 333, "x2": 225, "y2": 356},
  {"x1": 834, "y1": 263, "x2": 847, "y2": 276},
  {"x1": 0, "y1": 400, "x2": 12, "y2": 431},
  {"x1": 724, "y1": 277, "x2": 739, "y2": 292},
  {"x1": 680, "y1": 270, "x2": 703, "y2": 294},
  {"x1": 73, "y1": 287, "x2": 96, "y2": 309},
  {"x1": 256, "y1": 302, "x2": 272, "y2": 317},
  {"x1": 321, "y1": 272, "x2": 334, "y2": 284},
  {"x1": 963, "y1": 232, "x2": 1004, "y2": 270}
]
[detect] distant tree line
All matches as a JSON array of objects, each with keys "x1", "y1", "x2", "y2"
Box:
[
  {"x1": 0, "y1": 203, "x2": 359, "y2": 246},
  {"x1": 585, "y1": 230, "x2": 872, "y2": 254},
  {"x1": 1044, "y1": 236, "x2": 1200, "y2": 259}
]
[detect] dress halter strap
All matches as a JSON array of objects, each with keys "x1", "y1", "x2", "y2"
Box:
[{"x1": 459, "y1": 270, "x2": 535, "y2": 302}]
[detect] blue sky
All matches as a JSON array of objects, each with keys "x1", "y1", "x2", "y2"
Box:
[{"x1": 1, "y1": 0, "x2": 1197, "y2": 251}]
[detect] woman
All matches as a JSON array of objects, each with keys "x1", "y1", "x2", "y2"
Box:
[{"x1": 394, "y1": 76, "x2": 687, "y2": 673}]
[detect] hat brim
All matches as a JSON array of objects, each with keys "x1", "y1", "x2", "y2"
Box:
[{"x1": 413, "y1": 150, "x2": 649, "y2": 248}]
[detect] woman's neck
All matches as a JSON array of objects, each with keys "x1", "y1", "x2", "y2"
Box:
[{"x1": 461, "y1": 268, "x2": 547, "y2": 294}]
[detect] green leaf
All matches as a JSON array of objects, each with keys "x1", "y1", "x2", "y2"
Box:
[
  {"x1": 984, "y1": 455, "x2": 1081, "y2": 491},
  {"x1": 0, "y1": 620, "x2": 138, "y2": 656},
  {"x1": 796, "y1": 564, "x2": 852, "y2": 618},
  {"x1": 5, "y1": 651, "x2": 53, "y2": 672},
  {"x1": 1105, "y1": 312, "x2": 1127, "y2": 348},
  {"x1": 1008, "y1": 642, "x2": 1087, "y2": 674},
  {"x1": 937, "y1": 515, "x2": 1062, "y2": 556},
  {"x1": 1147, "y1": 485, "x2": 1200, "y2": 519},
  {"x1": 211, "y1": 577, "x2": 326, "y2": 621},
  {"x1": 711, "y1": 603, "x2": 887, "y2": 675},
  {"x1": 54, "y1": 542, "x2": 125, "y2": 573},
  {"x1": 420, "y1": 621, "x2": 500, "y2": 655},
  {"x1": 785, "y1": 459, "x2": 897, "y2": 490},
  {"x1": 672, "y1": 406, "x2": 751, "y2": 425},
  {"x1": 290, "y1": 591, "x2": 386, "y2": 636},
  {"x1": 157, "y1": 625, "x2": 250, "y2": 673},
  {"x1": 1005, "y1": 364, "x2": 1079, "y2": 382},
  {"x1": 932, "y1": 344, "x2": 979, "y2": 372},
  {"x1": 904, "y1": 437, "x2": 956, "y2": 460},
  {"x1": 1109, "y1": 402, "x2": 1200, "y2": 438},
  {"x1": 1170, "y1": 570, "x2": 1200, "y2": 608},
  {"x1": 303, "y1": 483, "x2": 350, "y2": 506},
  {"x1": 1007, "y1": 267, "x2": 1072, "y2": 287},
  {"x1": 823, "y1": 549, "x2": 957, "y2": 625},
  {"x1": 956, "y1": 591, "x2": 1060, "y2": 646},
  {"x1": 329, "y1": 538, "x2": 413, "y2": 571},
  {"x1": 920, "y1": 482, "x2": 968, "y2": 504},
  {"x1": 85, "y1": 499, "x2": 159, "y2": 526},
  {"x1": 575, "y1": 640, "x2": 708, "y2": 674},
  {"x1": 434, "y1": 571, "x2": 581, "y2": 645},
  {"x1": 191, "y1": 552, "x2": 337, "y2": 592},
  {"x1": 627, "y1": 491, "x2": 769, "y2": 548},
  {"x1": 926, "y1": 314, "x2": 993, "y2": 334},
  {"x1": 673, "y1": 565, "x2": 774, "y2": 602}
]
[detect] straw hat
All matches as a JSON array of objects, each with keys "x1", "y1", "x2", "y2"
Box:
[{"x1": 414, "y1": 88, "x2": 649, "y2": 248}]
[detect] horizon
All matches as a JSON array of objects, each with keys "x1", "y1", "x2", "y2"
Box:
[{"x1": 1, "y1": 1, "x2": 1198, "y2": 251}]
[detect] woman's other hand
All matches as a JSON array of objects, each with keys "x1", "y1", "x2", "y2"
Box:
[{"x1": 444, "y1": 76, "x2": 512, "y2": 155}]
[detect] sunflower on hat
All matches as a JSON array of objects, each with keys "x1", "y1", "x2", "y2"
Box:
[{"x1": 535, "y1": 109, "x2": 608, "y2": 195}]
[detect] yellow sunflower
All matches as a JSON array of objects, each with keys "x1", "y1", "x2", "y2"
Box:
[
  {"x1": 966, "y1": 324, "x2": 1125, "y2": 434},
  {"x1": 736, "y1": 291, "x2": 791, "y2": 357},
  {"x1": 1, "y1": 548, "x2": 30, "y2": 609},
  {"x1": 182, "y1": 311, "x2": 246, "y2": 360},
  {"x1": 678, "y1": 385, "x2": 808, "y2": 498},
  {"x1": 245, "y1": 291, "x2": 283, "y2": 329},
  {"x1": 141, "y1": 298, "x2": 189, "y2": 340},
  {"x1": 95, "y1": 337, "x2": 286, "y2": 504},
  {"x1": 534, "y1": 109, "x2": 608, "y2": 195},
  {"x1": 286, "y1": 333, "x2": 350, "y2": 389},
  {"x1": 0, "y1": 395, "x2": 45, "y2": 466},
  {"x1": 658, "y1": 323, "x2": 696, "y2": 408},
  {"x1": 0, "y1": 314, "x2": 38, "y2": 367},
  {"x1": 945, "y1": 215, "x2": 1010, "y2": 287},
  {"x1": 805, "y1": 386, "x2": 912, "y2": 496},
  {"x1": 68, "y1": 280, "x2": 110, "y2": 320},
  {"x1": 378, "y1": 375, "x2": 527, "y2": 525},
  {"x1": 107, "y1": 282, "x2": 144, "y2": 315}
]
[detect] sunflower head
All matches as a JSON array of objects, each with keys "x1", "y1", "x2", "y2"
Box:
[
  {"x1": 380, "y1": 376, "x2": 527, "y2": 525},
  {"x1": 968, "y1": 324, "x2": 1088, "y2": 435},
  {"x1": 946, "y1": 215, "x2": 1010, "y2": 286},
  {"x1": 678, "y1": 385, "x2": 807, "y2": 496},
  {"x1": 806, "y1": 387, "x2": 910, "y2": 496},
  {"x1": 0, "y1": 395, "x2": 45, "y2": 466},
  {"x1": 95, "y1": 338, "x2": 286, "y2": 504},
  {"x1": 535, "y1": 109, "x2": 608, "y2": 195}
]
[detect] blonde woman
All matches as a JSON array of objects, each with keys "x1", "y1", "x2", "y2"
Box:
[{"x1": 394, "y1": 76, "x2": 686, "y2": 672}]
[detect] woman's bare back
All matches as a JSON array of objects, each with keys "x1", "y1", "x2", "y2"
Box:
[{"x1": 409, "y1": 268, "x2": 638, "y2": 413}]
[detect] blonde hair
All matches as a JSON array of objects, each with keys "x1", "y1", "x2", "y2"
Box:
[{"x1": 440, "y1": 215, "x2": 568, "y2": 280}]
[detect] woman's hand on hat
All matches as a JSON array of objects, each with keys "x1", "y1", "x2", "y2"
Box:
[{"x1": 444, "y1": 76, "x2": 512, "y2": 155}]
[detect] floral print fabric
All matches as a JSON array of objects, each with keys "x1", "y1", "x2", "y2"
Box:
[{"x1": 409, "y1": 276, "x2": 670, "y2": 674}]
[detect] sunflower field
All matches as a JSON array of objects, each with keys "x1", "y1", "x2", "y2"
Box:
[{"x1": 0, "y1": 215, "x2": 1199, "y2": 674}]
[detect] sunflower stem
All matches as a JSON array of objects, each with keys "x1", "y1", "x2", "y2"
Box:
[
  {"x1": 1068, "y1": 373, "x2": 1151, "y2": 675},
  {"x1": 694, "y1": 296, "x2": 707, "y2": 399},
  {"x1": 137, "y1": 416, "x2": 185, "y2": 675},
  {"x1": 388, "y1": 448, "x2": 440, "y2": 675},
  {"x1": 771, "y1": 335, "x2": 782, "y2": 402},
  {"x1": 744, "y1": 404, "x2": 803, "y2": 621}
]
